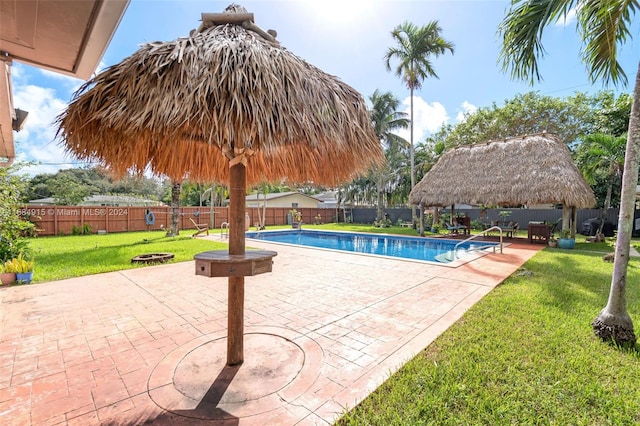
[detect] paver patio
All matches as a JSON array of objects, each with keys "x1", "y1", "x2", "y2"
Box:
[{"x1": 0, "y1": 238, "x2": 543, "y2": 425}]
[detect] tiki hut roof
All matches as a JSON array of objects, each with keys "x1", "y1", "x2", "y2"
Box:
[
  {"x1": 55, "y1": 4, "x2": 381, "y2": 185},
  {"x1": 409, "y1": 133, "x2": 596, "y2": 208}
]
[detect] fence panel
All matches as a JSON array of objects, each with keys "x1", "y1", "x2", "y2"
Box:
[{"x1": 21, "y1": 205, "x2": 632, "y2": 236}]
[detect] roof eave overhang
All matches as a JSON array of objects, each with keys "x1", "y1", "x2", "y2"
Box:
[{"x1": 0, "y1": 0, "x2": 130, "y2": 163}]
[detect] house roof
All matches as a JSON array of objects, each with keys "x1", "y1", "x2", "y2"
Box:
[
  {"x1": 1, "y1": 0, "x2": 130, "y2": 165},
  {"x1": 30, "y1": 194, "x2": 163, "y2": 206},
  {"x1": 246, "y1": 192, "x2": 323, "y2": 203},
  {"x1": 313, "y1": 191, "x2": 339, "y2": 202},
  {"x1": 409, "y1": 133, "x2": 596, "y2": 208}
]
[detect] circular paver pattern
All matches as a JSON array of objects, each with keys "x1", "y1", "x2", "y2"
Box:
[{"x1": 148, "y1": 327, "x2": 322, "y2": 421}]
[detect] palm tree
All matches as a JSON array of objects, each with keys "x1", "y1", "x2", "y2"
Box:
[
  {"x1": 576, "y1": 133, "x2": 626, "y2": 236},
  {"x1": 385, "y1": 21, "x2": 454, "y2": 225},
  {"x1": 166, "y1": 180, "x2": 181, "y2": 237},
  {"x1": 369, "y1": 90, "x2": 409, "y2": 223},
  {"x1": 499, "y1": 1, "x2": 639, "y2": 346}
]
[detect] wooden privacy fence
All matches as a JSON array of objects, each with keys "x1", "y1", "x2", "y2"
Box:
[{"x1": 19, "y1": 206, "x2": 338, "y2": 237}]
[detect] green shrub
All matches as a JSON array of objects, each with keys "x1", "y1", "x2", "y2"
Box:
[
  {"x1": 374, "y1": 218, "x2": 392, "y2": 228},
  {"x1": 0, "y1": 165, "x2": 34, "y2": 262},
  {"x1": 471, "y1": 219, "x2": 484, "y2": 230}
]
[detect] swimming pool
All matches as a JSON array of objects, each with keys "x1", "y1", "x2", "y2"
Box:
[{"x1": 245, "y1": 230, "x2": 498, "y2": 263}]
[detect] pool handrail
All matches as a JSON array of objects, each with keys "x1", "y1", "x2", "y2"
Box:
[
  {"x1": 453, "y1": 226, "x2": 504, "y2": 259},
  {"x1": 220, "y1": 222, "x2": 229, "y2": 239}
]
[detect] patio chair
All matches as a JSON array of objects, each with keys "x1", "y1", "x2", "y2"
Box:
[{"x1": 189, "y1": 218, "x2": 209, "y2": 237}]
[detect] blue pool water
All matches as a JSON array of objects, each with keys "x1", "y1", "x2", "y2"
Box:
[{"x1": 245, "y1": 230, "x2": 497, "y2": 263}]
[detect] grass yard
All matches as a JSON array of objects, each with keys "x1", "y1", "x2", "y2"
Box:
[
  {"x1": 27, "y1": 229, "x2": 228, "y2": 283},
  {"x1": 337, "y1": 244, "x2": 640, "y2": 425}
]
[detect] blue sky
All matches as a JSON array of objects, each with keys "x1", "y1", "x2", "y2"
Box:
[{"x1": 10, "y1": 0, "x2": 640, "y2": 175}]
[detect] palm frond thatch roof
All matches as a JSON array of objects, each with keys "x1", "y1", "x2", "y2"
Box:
[
  {"x1": 409, "y1": 133, "x2": 596, "y2": 208},
  {"x1": 56, "y1": 4, "x2": 382, "y2": 185}
]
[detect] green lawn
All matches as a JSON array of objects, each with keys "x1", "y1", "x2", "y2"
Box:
[
  {"x1": 337, "y1": 242, "x2": 640, "y2": 425},
  {"x1": 27, "y1": 229, "x2": 228, "y2": 283}
]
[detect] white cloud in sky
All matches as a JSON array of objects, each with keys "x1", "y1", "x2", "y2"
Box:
[
  {"x1": 12, "y1": 83, "x2": 71, "y2": 174},
  {"x1": 38, "y1": 68, "x2": 84, "y2": 94},
  {"x1": 555, "y1": 7, "x2": 577, "y2": 27},
  {"x1": 395, "y1": 96, "x2": 449, "y2": 143},
  {"x1": 10, "y1": 64, "x2": 23, "y2": 79},
  {"x1": 456, "y1": 100, "x2": 478, "y2": 122}
]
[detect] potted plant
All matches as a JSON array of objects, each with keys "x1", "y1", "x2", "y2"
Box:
[
  {"x1": 0, "y1": 260, "x2": 17, "y2": 286},
  {"x1": 289, "y1": 209, "x2": 302, "y2": 229},
  {"x1": 10, "y1": 253, "x2": 35, "y2": 284},
  {"x1": 498, "y1": 210, "x2": 512, "y2": 227},
  {"x1": 557, "y1": 229, "x2": 575, "y2": 249}
]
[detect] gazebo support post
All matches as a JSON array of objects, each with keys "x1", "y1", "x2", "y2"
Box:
[
  {"x1": 562, "y1": 205, "x2": 571, "y2": 232},
  {"x1": 571, "y1": 206, "x2": 578, "y2": 238},
  {"x1": 227, "y1": 158, "x2": 246, "y2": 366}
]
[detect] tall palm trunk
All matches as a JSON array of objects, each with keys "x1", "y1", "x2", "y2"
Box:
[
  {"x1": 376, "y1": 172, "x2": 384, "y2": 223},
  {"x1": 166, "y1": 181, "x2": 181, "y2": 237},
  {"x1": 261, "y1": 191, "x2": 266, "y2": 229},
  {"x1": 592, "y1": 60, "x2": 640, "y2": 346},
  {"x1": 410, "y1": 87, "x2": 416, "y2": 225},
  {"x1": 597, "y1": 173, "x2": 614, "y2": 235}
]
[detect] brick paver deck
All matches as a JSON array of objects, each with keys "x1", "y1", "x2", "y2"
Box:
[{"x1": 0, "y1": 238, "x2": 542, "y2": 425}]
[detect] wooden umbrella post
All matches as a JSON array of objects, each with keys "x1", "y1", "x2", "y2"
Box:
[
  {"x1": 227, "y1": 156, "x2": 246, "y2": 366},
  {"x1": 193, "y1": 147, "x2": 276, "y2": 367}
]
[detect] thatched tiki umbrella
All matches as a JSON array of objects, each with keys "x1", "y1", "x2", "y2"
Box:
[
  {"x1": 409, "y1": 133, "x2": 595, "y2": 233},
  {"x1": 56, "y1": 5, "x2": 381, "y2": 366}
]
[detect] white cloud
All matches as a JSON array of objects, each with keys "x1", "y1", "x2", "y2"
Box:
[
  {"x1": 555, "y1": 7, "x2": 577, "y2": 27},
  {"x1": 456, "y1": 100, "x2": 478, "y2": 122},
  {"x1": 38, "y1": 68, "x2": 84, "y2": 93},
  {"x1": 10, "y1": 64, "x2": 23, "y2": 79},
  {"x1": 12, "y1": 84, "x2": 71, "y2": 174},
  {"x1": 95, "y1": 60, "x2": 108, "y2": 76},
  {"x1": 395, "y1": 96, "x2": 449, "y2": 143}
]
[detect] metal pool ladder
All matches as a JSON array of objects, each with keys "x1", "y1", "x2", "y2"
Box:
[
  {"x1": 447, "y1": 226, "x2": 504, "y2": 261},
  {"x1": 220, "y1": 222, "x2": 229, "y2": 239}
]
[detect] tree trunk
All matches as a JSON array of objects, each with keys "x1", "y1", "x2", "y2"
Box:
[
  {"x1": 592, "y1": 60, "x2": 640, "y2": 346},
  {"x1": 376, "y1": 174, "x2": 384, "y2": 222},
  {"x1": 410, "y1": 87, "x2": 416, "y2": 225},
  {"x1": 261, "y1": 191, "x2": 266, "y2": 229},
  {"x1": 561, "y1": 205, "x2": 570, "y2": 233},
  {"x1": 209, "y1": 184, "x2": 215, "y2": 228},
  {"x1": 166, "y1": 181, "x2": 181, "y2": 237},
  {"x1": 432, "y1": 207, "x2": 440, "y2": 231},
  {"x1": 597, "y1": 174, "x2": 614, "y2": 235}
]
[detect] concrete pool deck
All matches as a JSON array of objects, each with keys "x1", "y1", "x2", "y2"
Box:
[{"x1": 0, "y1": 238, "x2": 543, "y2": 425}]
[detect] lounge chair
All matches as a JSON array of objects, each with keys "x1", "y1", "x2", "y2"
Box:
[
  {"x1": 189, "y1": 218, "x2": 209, "y2": 237},
  {"x1": 447, "y1": 216, "x2": 470, "y2": 235}
]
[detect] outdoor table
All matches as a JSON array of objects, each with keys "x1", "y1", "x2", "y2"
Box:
[
  {"x1": 194, "y1": 250, "x2": 277, "y2": 277},
  {"x1": 528, "y1": 223, "x2": 550, "y2": 244}
]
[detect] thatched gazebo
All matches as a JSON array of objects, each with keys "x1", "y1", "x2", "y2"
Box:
[
  {"x1": 56, "y1": 5, "x2": 382, "y2": 365},
  {"x1": 409, "y1": 133, "x2": 596, "y2": 233}
]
